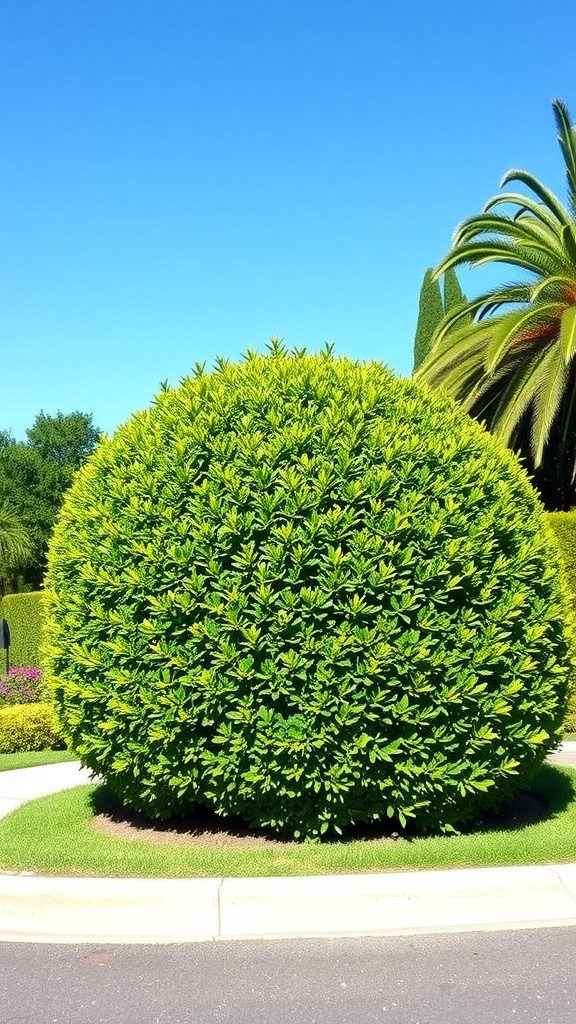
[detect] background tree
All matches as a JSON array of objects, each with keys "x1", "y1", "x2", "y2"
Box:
[
  {"x1": 0, "y1": 411, "x2": 102, "y2": 590},
  {"x1": 412, "y1": 267, "x2": 468, "y2": 371},
  {"x1": 417, "y1": 99, "x2": 576, "y2": 510},
  {"x1": 26, "y1": 411, "x2": 100, "y2": 468},
  {"x1": 0, "y1": 501, "x2": 33, "y2": 597},
  {"x1": 443, "y1": 264, "x2": 467, "y2": 312}
]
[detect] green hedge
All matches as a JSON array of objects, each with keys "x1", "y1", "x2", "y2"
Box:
[
  {"x1": 0, "y1": 592, "x2": 42, "y2": 668},
  {"x1": 0, "y1": 702, "x2": 64, "y2": 754},
  {"x1": 545, "y1": 511, "x2": 576, "y2": 731},
  {"x1": 546, "y1": 512, "x2": 576, "y2": 599}
]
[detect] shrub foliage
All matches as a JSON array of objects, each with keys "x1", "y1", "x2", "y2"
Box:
[
  {"x1": 0, "y1": 702, "x2": 64, "y2": 754},
  {"x1": 545, "y1": 510, "x2": 576, "y2": 731},
  {"x1": 0, "y1": 592, "x2": 43, "y2": 668},
  {"x1": 546, "y1": 512, "x2": 576, "y2": 606},
  {"x1": 44, "y1": 344, "x2": 572, "y2": 838}
]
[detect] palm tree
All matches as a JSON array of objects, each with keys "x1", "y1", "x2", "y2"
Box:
[
  {"x1": 0, "y1": 501, "x2": 32, "y2": 597},
  {"x1": 416, "y1": 99, "x2": 576, "y2": 509}
]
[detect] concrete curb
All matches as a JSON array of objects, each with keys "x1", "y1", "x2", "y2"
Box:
[
  {"x1": 1, "y1": 750, "x2": 576, "y2": 944},
  {"x1": 1, "y1": 865, "x2": 576, "y2": 944}
]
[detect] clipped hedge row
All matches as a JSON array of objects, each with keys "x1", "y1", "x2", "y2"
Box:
[
  {"x1": 545, "y1": 511, "x2": 576, "y2": 732},
  {"x1": 0, "y1": 592, "x2": 43, "y2": 669},
  {"x1": 0, "y1": 702, "x2": 64, "y2": 754}
]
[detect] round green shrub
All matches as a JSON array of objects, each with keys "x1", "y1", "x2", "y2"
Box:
[{"x1": 43, "y1": 343, "x2": 572, "y2": 838}]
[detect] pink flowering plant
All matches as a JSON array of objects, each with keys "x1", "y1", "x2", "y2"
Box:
[{"x1": 0, "y1": 666, "x2": 42, "y2": 706}]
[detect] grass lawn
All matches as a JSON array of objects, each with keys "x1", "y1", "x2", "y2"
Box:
[
  {"x1": 0, "y1": 750, "x2": 78, "y2": 772},
  {"x1": 1, "y1": 764, "x2": 575, "y2": 878}
]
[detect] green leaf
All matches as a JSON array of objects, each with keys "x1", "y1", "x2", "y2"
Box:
[{"x1": 559, "y1": 305, "x2": 576, "y2": 363}]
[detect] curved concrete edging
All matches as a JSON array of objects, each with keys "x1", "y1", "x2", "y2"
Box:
[
  {"x1": 1, "y1": 749, "x2": 576, "y2": 944},
  {"x1": 2, "y1": 865, "x2": 576, "y2": 944}
]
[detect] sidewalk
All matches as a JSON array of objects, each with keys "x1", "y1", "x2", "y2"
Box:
[
  {"x1": 1, "y1": 746, "x2": 576, "y2": 944},
  {"x1": 0, "y1": 760, "x2": 95, "y2": 821}
]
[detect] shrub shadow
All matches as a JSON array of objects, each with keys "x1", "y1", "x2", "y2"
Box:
[
  {"x1": 89, "y1": 785, "x2": 298, "y2": 847},
  {"x1": 87, "y1": 763, "x2": 576, "y2": 847}
]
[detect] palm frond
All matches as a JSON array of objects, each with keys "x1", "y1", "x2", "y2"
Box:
[
  {"x1": 418, "y1": 319, "x2": 495, "y2": 382},
  {"x1": 0, "y1": 501, "x2": 32, "y2": 570},
  {"x1": 490, "y1": 345, "x2": 556, "y2": 448},
  {"x1": 454, "y1": 359, "x2": 516, "y2": 415},
  {"x1": 475, "y1": 282, "x2": 532, "y2": 320},
  {"x1": 558, "y1": 366, "x2": 576, "y2": 481},
  {"x1": 485, "y1": 302, "x2": 564, "y2": 373},
  {"x1": 531, "y1": 275, "x2": 576, "y2": 303},
  {"x1": 559, "y1": 305, "x2": 576, "y2": 363},
  {"x1": 435, "y1": 239, "x2": 569, "y2": 280},
  {"x1": 500, "y1": 168, "x2": 574, "y2": 226},
  {"x1": 562, "y1": 224, "x2": 576, "y2": 266},
  {"x1": 453, "y1": 212, "x2": 564, "y2": 257},
  {"x1": 553, "y1": 98, "x2": 576, "y2": 216},
  {"x1": 530, "y1": 344, "x2": 570, "y2": 465},
  {"x1": 485, "y1": 192, "x2": 562, "y2": 232}
]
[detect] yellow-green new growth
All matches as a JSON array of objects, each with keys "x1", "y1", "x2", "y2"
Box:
[{"x1": 43, "y1": 343, "x2": 572, "y2": 839}]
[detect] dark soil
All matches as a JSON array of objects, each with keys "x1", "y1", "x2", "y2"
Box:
[{"x1": 91, "y1": 790, "x2": 547, "y2": 848}]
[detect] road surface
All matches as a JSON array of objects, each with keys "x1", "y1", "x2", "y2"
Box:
[{"x1": 2, "y1": 927, "x2": 576, "y2": 1023}]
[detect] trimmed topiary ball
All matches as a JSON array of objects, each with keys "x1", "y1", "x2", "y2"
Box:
[{"x1": 44, "y1": 342, "x2": 572, "y2": 838}]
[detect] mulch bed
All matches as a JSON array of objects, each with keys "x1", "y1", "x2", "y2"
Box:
[{"x1": 91, "y1": 790, "x2": 546, "y2": 848}]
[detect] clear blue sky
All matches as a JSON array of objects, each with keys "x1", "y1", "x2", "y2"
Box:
[{"x1": 1, "y1": 0, "x2": 575, "y2": 440}]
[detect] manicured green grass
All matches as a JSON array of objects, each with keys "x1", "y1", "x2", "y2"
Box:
[
  {"x1": 1, "y1": 765, "x2": 575, "y2": 878},
  {"x1": 0, "y1": 749, "x2": 77, "y2": 772}
]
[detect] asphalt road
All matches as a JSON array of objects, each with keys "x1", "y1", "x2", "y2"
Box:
[{"x1": 2, "y1": 927, "x2": 576, "y2": 1024}]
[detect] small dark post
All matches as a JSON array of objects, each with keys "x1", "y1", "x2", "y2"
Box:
[{"x1": 0, "y1": 618, "x2": 10, "y2": 674}]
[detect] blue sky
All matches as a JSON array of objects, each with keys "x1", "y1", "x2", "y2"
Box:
[{"x1": 1, "y1": 0, "x2": 575, "y2": 440}]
